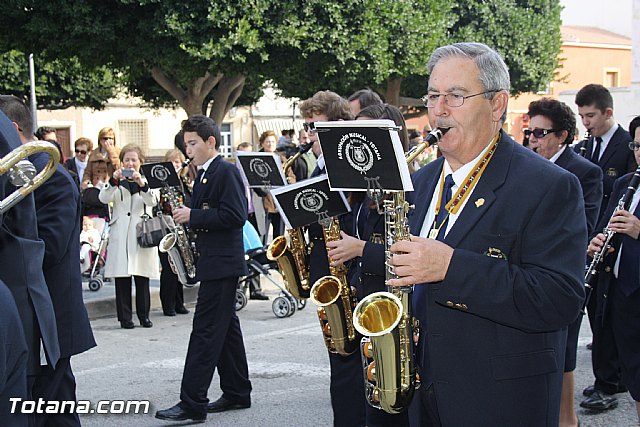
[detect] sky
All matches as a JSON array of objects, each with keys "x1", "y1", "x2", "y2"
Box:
[{"x1": 561, "y1": 0, "x2": 632, "y2": 37}]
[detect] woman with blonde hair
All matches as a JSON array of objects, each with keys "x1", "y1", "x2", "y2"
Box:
[
  {"x1": 99, "y1": 144, "x2": 159, "y2": 329},
  {"x1": 83, "y1": 127, "x2": 120, "y2": 188}
]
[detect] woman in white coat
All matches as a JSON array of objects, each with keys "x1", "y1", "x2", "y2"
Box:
[{"x1": 99, "y1": 144, "x2": 159, "y2": 329}]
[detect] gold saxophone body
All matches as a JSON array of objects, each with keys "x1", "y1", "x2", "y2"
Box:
[
  {"x1": 158, "y1": 186, "x2": 197, "y2": 286},
  {"x1": 0, "y1": 141, "x2": 60, "y2": 214},
  {"x1": 310, "y1": 216, "x2": 360, "y2": 357},
  {"x1": 266, "y1": 228, "x2": 310, "y2": 299},
  {"x1": 352, "y1": 127, "x2": 449, "y2": 414}
]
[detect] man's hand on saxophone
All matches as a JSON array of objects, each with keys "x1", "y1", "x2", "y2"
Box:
[
  {"x1": 387, "y1": 235, "x2": 453, "y2": 287},
  {"x1": 172, "y1": 206, "x2": 191, "y2": 224}
]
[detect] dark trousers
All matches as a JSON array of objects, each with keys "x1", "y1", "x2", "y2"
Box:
[
  {"x1": 179, "y1": 277, "x2": 251, "y2": 415},
  {"x1": 31, "y1": 357, "x2": 80, "y2": 427},
  {"x1": 592, "y1": 282, "x2": 624, "y2": 394},
  {"x1": 408, "y1": 383, "x2": 442, "y2": 427},
  {"x1": 329, "y1": 351, "x2": 366, "y2": 427},
  {"x1": 158, "y1": 251, "x2": 185, "y2": 313},
  {"x1": 114, "y1": 276, "x2": 150, "y2": 322},
  {"x1": 610, "y1": 282, "x2": 640, "y2": 400}
]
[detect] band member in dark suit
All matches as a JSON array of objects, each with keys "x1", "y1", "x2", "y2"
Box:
[
  {"x1": 388, "y1": 43, "x2": 585, "y2": 426},
  {"x1": 156, "y1": 115, "x2": 251, "y2": 423},
  {"x1": 573, "y1": 83, "x2": 636, "y2": 410},
  {"x1": 299, "y1": 91, "x2": 361, "y2": 427},
  {"x1": 0, "y1": 95, "x2": 97, "y2": 427},
  {"x1": 0, "y1": 279, "x2": 28, "y2": 427},
  {"x1": 0, "y1": 107, "x2": 60, "y2": 399},
  {"x1": 326, "y1": 103, "x2": 410, "y2": 427},
  {"x1": 588, "y1": 116, "x2": 640, "y2": 423},
  {"x1": 527, "y1": 97, "x2": 603, "y2": 427}
]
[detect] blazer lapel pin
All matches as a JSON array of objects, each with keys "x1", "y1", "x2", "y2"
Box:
[
  {"x1": 202, "y1": 178, "x2": 208, "y2": 184},
  {"x1": 474, "y1": 198, "x2": 485, "y2": 208}
]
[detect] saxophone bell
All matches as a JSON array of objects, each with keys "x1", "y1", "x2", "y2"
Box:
[{"x1": 266, "y1": 229, "x2": 311, "y2": 300}]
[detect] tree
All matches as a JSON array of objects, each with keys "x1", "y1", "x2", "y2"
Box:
[{"x1": 0, "y1": 50, "x2": 120, "y2": 110}]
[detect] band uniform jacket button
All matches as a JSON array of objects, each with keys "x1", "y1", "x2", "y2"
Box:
[
  {"x1": 127, "y1": 212, "x2": 130, "y2": 216},
  {"x1": 604, "y1": 266, "x2": 611, "y2": 273},
  {"x1": 446, "y1": 301, "x2": 454, "y2": 307},
  {"x1": 461, "y1": 304, "x2": 468, "y2": 310}
]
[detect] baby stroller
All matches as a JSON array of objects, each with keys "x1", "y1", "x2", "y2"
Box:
[
  {"x1": 81, "y1": 217, "x2": 110, "y2": 292},
  {"x1": 237, "y1": 221, "x2": 305, "y2": 318}
]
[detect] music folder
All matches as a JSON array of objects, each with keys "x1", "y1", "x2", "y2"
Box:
[
  {"x1": 236, "y1": 152, "x2": 287, "y2": 188},
  {"x1": 270, "y1": 175, "x2": 351, "y2": 229},
  {"x1": 140, "y1": 162, "x2": 180, "y2": 189},
  {"x1": 315, "y1": 119, "x2": 413, "y2": 192}
]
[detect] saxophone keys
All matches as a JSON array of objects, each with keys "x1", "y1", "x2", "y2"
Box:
[{"x1": 366, "y1": 362, "x2": 377, "y2": 382}]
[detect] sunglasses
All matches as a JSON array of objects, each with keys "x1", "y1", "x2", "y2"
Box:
[
  {"x1": 524, "y1": 128, "x2": 561, "y2": 139},
  {"x1": 303, "y1": 122, "x2": 317, "y2": 134},
  {"x1": 101, "y1": 136, "x2": 114, "y2": 141},
  {"x1": 629, "y1": 141, "x2": 640, "y2": 151},
  {"x1": 75, "y1": 149, "x2": 88, "y2": 155}
]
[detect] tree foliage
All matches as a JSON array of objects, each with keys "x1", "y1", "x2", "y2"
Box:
[
  {"x1": 0, "y1": 50, "x2": 120, "y2": 110},
  {"x1": 0, "y1": 0, "x2": 562, "y2": 119}
]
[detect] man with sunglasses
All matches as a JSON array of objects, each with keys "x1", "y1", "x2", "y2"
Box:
[
  {"x1": 388, "y1": 43, "x2": 585, "y2": 426},
  {"x1": 573, "y1": 84, "x2": 637, "y2": 412},
  {"x1": 527, "y1": 97, "x2": 603, "y2": 427},
  {"x1": 64, "y1": 137, "x2": 92, "y2": 190}
]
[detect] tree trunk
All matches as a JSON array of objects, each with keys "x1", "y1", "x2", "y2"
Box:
[
  {"x1": 385, "y1": 75, "x2": 402, "y2": 107},
  {"x1": 149, "y1": 66, "x2": 222, "y2": 117},
  {"x1": 208, "y1": 74, "x2": 246, "y2": 125}
]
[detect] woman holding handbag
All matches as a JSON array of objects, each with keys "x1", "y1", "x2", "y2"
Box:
[{"x1": 99, "y1": 144, "x2": 159, "y2": 329}]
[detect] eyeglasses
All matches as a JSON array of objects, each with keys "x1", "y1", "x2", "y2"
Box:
[
  {"x1": 629, "y1": 141, "x2": 640, "y2": 151},
  {"x1": 303, "y1": 122, "x2": 317, "y2": 134},
  {"x1": 75, "y1": 149, "x2": 87, "y2": 155},
  {"x1": 524, "y1": 128, "x2": 561, "y2": 139},
  {"x1": 421, "y1": 90, "x2": 500, "y2": 108}
]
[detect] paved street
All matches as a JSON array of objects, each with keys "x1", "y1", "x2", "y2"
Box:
[{"x1": 74, "y1": 274, "x2": 640, "y2": 426}]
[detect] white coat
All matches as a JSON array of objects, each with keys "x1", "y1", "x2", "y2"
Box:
[{"x1": 99, "y1": 181, "x2": 160, "y2": 279}]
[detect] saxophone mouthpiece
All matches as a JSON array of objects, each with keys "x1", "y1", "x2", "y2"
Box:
[{"x1": 424, "y1": 127, "x2": 450, "y2": 146}]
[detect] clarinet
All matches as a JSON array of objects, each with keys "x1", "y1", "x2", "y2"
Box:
[
  {"x1": 578, "y1": 130, "x2": 590, "y2": 158},
  {"x1": 582, "y1": 165, "x2": 640, "y2": 311}
]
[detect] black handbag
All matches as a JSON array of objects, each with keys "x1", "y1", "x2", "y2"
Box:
[{"x1": 136, "y1": 212, "x2": 175, "y2": 248}]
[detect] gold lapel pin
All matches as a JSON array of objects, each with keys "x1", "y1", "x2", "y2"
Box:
[
  {"x1": 202, "y1": 178, "x2": 208, "y2": 184},
  {"x1": 475, "y1": 198, "x2": 485, "y2": 208}
]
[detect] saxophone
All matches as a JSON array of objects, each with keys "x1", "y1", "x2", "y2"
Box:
[
  {"x1": 352, "y1": 127, "x2": 449, "y2": 414},
  {"x1": 266, "y1": 227, "x2": 311, "y2": 299},
  {"x1": 158, "y1": 186, "x2": 197, "y2": 286},
  {"x1": 309, "y1": 215, "x2": 360, "y2": 357}
]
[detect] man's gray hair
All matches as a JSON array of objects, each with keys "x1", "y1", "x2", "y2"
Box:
[{"x1": 428, "y1": 42, "x2": 510, "y2": 122}]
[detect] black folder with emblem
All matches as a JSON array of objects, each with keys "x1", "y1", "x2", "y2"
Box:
[
  {"x1": 236, "y1": 152, "x2": 287, "y2": 188},
  {"x1": 315, "y1": 119, "x2": 413, "y2": 192},
  {"x1": 270, "y1": 175, "x2": 351, "y2": 229},
  {"x1": 140, "y1": 162, "x2": 181, "y2": 189}
]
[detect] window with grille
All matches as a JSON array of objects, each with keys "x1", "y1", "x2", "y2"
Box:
[
  {"x1": 220, "y1": 123, "x2": 232, "y2": 158},
  {"x1": 118, "y1": 119, "x2": 149, "y2": 153}
]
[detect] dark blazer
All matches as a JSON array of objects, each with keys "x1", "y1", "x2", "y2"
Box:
[
  {"x1": 597, "y1": 172, "x2": 640, "y2": 306},
  {"x1": 574, "y1": 125, "x2": 636, "y2": 222},
  {"x1": 408, "y1": 132, "x2": 586, "y2": 425},
  {"x1": 30, "y1": 152, "x2": 96, "y2": 358},
  {"x1": 63, "y1": 157, "x2": 81, "y2": 189},
  {"x1": 189, "y1": 156, "x2": 247, "y2": 281},
  {"x1": 555, "y1": 146, "x2": 603, "y2": 236},
  {"x1": 0, "y1": 112, "x2": 60, "y2": 374},
  {"x1": 0, "y1": 279, "x2": 28, "y2": 426}
]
